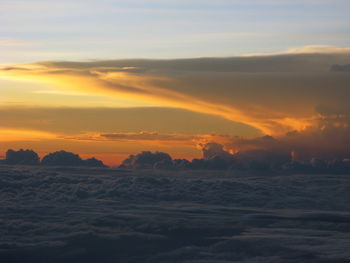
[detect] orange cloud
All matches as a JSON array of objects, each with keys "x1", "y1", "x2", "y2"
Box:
[
  {"x1": 0, "y1": 128, "x2": 57, "y2": 142},
  {"x1": 1, "y1": 50, "x2": 350, "y2": 137}
]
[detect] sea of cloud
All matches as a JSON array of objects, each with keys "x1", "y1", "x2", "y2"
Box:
[{"x1": 1, "y1": 165, "x2": 350, "y2": 262}]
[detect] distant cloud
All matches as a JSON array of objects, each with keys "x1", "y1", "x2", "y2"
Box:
[
  {"x1": 0, "y1": 49, "x2": 350, "y2": 160},
  {"x1": 101, "y1": 132, "x2": 196, "y2": 142},
  {"x1": 285, "y1": 45, "x2": 350, "y2": 54},
  {"x1": 0, "y1": 107, "x2": 257, "y2": 136},
  {"x1": 330, "y1": 63, "x2": 350, "y2": 72},
  {"x1": 2, "y1": 49, "x2": 350, "y2": 135},
  {"x1": 211, "y1": 115, "x2": 350, "y2": 161},
  {"x1": 244, "y1": 45, "x2": 350, "y2": 56},
  {"x1": 0, "y1": 128, "x2": 56, "y2": 142}
]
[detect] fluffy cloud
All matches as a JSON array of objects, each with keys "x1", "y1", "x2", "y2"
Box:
[
  {"x1": 1, "y1": 165, "x2": 350, "y2": 262},
  {"x1": 215, "y1": 117, "x2": 350, "y2": 161}
]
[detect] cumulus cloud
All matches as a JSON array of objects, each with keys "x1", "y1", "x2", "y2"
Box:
[
  {"x1": 120, "y1": 151, "x2": 173, "y2": 169},
  {"x1": 41, "y1": 150, "x2": 106, "y2": 167},
  {"x1": 195, "y1": 108, "x2": 350, "y2": 163},
  {"x1": 201, "y1": 142, "x2": 232, "y2": 160},
  {"x1": 5, "y1": 149, "x2": 40, "y2": 165},
  {"x1": 213, "y1": 116, "x2": 350, "y2": 162}
]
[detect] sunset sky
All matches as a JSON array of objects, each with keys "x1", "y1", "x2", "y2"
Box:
[{"x1": 1, "y1": 0, "x2": 350, "y2": 165}]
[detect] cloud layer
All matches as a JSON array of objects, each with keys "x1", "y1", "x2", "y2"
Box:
[
  {"x1": 1, "y1": 165, "x2": 350, "y2": 262},
  {"x1": 1, "y1": 50, "x2": 350, "y2": 135},
  {"x1": 1, "y1": 49, "x2": 350, "y2": 162}
]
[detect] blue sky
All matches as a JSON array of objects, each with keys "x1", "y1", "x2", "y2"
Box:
[{"x1": 1, "y1": 0, "x2": 350, "y2": 63}]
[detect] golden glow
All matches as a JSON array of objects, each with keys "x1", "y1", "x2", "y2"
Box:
[
  {"x1": 0, "y1": 128, "x2": 57, "y2": 142},
  {"x1": 1, "y1": 54, "x2": 349, "y2": 164},
  {"x1": 0, "y1": 63, "x2": 314, "y2": 135},
  {"x1": 0, "y1": 128, "x2": 203, "y2": 165}
]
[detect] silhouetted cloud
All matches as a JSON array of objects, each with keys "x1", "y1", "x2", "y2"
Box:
[
  {"x1": 5, "y1": 149, "x2": 40, "y2": 165},
  {"x1": 41, "y1": 150, "x2": 106, "y2": 167},
  {"x1": 41, "y1": 150, "x2": 84, "y2": 166},
  {"x1": 201, "y1": 142, "x2": 231, "y2": 160},
  {"x1": 120, "y1": 151, "x2": 173, "y2": 169},
  {"x1": 1, "y1": 50, "x2": 350, "y2": 163},
  {"x1": 84, "y1": 157, "x2": 107, "y2": 168}
]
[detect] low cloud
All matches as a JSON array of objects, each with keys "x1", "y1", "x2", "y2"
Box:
[{"x1": 1, "y1": 165, "x2": 350, "y2": 262}]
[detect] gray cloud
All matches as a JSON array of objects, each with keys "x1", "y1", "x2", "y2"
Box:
[
  {"x1": 1, "y1": 165, "x2": 350, "y2": 262},
  {"x1": 38, "y1": 52, "x2": 350, "y2": 73},
  {"x1": 330, "y1": 63, "x2": 350, "y2": 72}
]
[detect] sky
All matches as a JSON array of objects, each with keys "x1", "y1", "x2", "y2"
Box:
[
  {"x1": 1, "y1": 0, "x2": 350, "y2": 63},
  {"x1": 0, "y1": 0, "x2": 350, "y2": 165}
]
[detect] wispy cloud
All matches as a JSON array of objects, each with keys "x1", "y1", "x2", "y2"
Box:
[{"x1": 244, "y1": 45, "x2": 350, "y2": 56}]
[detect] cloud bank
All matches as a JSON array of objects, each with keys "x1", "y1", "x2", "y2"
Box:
[
  {"x1": 1, "y1": 165, "x2": 350, "y2": 262},
  {"x1": 1, "y1": 49, "x2": 350, "y2": 134},
  {"x1": 1, "y1": 47, "x2": 350, "y2": 162}
]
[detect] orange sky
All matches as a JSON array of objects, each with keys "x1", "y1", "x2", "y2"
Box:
[{"x1": 1, "y1": 49, "x2": 350, "y2": 165}]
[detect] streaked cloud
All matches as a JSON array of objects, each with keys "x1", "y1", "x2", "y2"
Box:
[
  {"x1": 1, "y1": 50, "x2": 350, "y2": 135},
  {"x1": 1, "y1": 49, "x2": 350, "y2": 163},
  {"x1": 244, "y1": 45, "x2": 350, "y2": 56},
  {"x1": 0, "y1": 128, "x2": 56, "y2": 142},
  {"x1": 0, "y1": 107, "x2": 257, "y2": 135}
]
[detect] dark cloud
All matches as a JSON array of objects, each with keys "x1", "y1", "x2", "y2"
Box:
[
  {"x1": 315, "y1": 103, "x2": 350, "y2": 116},
  {"x1": 38, "y1": 53, "x2": 350, "y2": 73},
  {"x1": 4, "y1": 149, "x2": 40, "y2": 165},
  {"x1": 201, "y1": 142, "x2": 231, "y2": 160},
  {"x1": 1, "y1": 165, "x2": 350, "y2": 262},
  {"x1": 120, "y1": 151, "x2": 173, "y2": 169},
  {"x1": 83, "y1": 158, "x2": 106, "y2": 168},
  {"x1": 330, "y1": 63, "x2": 350, "y2": 72},
  {"x1": 41, "y1": 150, "x2": 83, "y2": 166},
  {"x1": 41, "y1": 150, "x2": 106, "y2": 167},
  {"x1": 214, "y1": 114, "x2": 350, "y2": 162}
]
